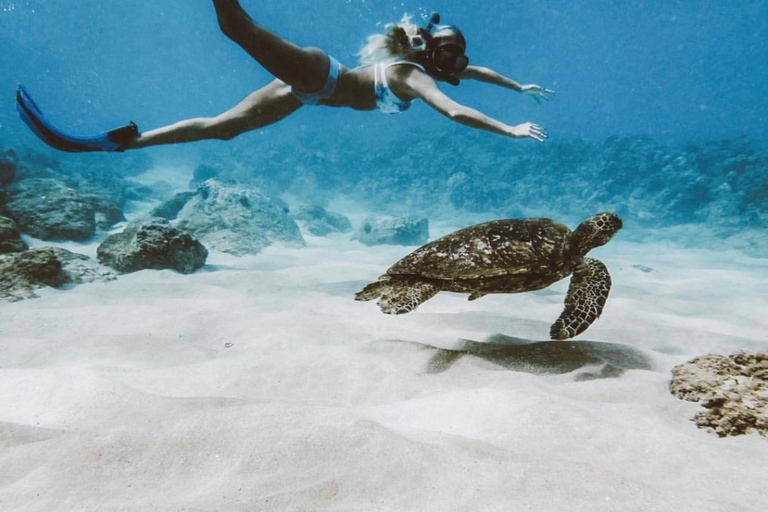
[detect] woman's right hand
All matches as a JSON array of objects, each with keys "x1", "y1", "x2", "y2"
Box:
[
  {"x1": 521, "y1": 84, "x2": 556, "y2": 103},
  {"x1": 509, "y1": 123, "x2": 548, "y2": 142}
]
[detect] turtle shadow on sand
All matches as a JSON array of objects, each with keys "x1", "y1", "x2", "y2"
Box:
[{"x1": 415, "y1": 334, "x2": 654, "y2": 380}]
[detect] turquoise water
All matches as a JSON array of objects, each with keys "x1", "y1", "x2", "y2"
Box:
[
  {"x1": 2, "y1": 0, "x2": 766, "y2": 140},
  {"x1": 0, "y1": 1, "x2": 766, "y2": 241}
]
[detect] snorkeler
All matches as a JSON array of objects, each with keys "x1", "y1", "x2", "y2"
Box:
[{"x1": 16, "y1": 0, "x2": 555, "y2": 153}]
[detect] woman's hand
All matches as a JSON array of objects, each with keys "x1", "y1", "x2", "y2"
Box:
[
  {"x1": 520, "y1": 84, "x2": 556, "y2": 104},
  {"x1": 508, "y1": 123, "x2": 548, "y2": 142}
]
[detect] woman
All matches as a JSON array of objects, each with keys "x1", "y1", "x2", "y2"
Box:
[{"x1": 16, "y1": 0, "x2": 554, "y2": 153}]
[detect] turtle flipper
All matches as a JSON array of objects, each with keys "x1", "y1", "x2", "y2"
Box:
[
  {"x1": 355, "y1": 278, "x2": 389, "y2": 302},
  {"x1": 355, "y1": 277, "x2": 439, "y2": 315},
  {"x1": 550, "y1": 258, "x2": 611, "y2": 340}
]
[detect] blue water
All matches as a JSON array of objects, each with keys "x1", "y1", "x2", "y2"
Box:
[
  {"x1": 2, "y1": 1, "x2": 767, "y2": 141},
  {"x1": 1, "y1": 0, "x2": 767, "y2": 249}
]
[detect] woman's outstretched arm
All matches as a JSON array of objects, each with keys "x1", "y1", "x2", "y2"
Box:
[
  {"x1": 403, "y1": 70, "x2": 548, "y2": 142},
  {"x1": 459, "y1": 65, "x2": 555, "y2": 103}
]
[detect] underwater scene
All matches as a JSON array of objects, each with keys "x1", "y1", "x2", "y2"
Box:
[{"x1": 1, "y1": 0, "x2": 767, "y2": 510}]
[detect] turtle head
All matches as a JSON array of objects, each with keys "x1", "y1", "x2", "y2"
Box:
[{"x1": 570, "y1": 212, "x2": 622, "y2": 256}]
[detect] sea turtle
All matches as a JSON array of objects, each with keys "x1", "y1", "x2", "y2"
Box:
[{"x1": 355, "y1": 212, "x2": 622, "y2": 340}]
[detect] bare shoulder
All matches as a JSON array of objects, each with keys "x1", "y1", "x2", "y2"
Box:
[
  {"x1": 391, "y1": 64, "x2": 437, "y2": 96},
  {"x1": 390, "y1": 62, "x2": 429, "y2": 80}
]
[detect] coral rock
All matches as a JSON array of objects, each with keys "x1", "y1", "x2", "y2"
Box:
[
  {"x1": 0, "y1": 247, "x2": 115, "y2": 302},
  {"x1": 1, "y1": 178, "x2": 96, "y2": 241},
  {"x1": 0, "y1": 215, "x2": 28, "y2": 254},
  {"x1": 97, "y1": 218, "x2": 207, "y2": 275},
  {"x1": 670, "y1": 352, "x2": 768, "y2": 437},
  {"x1": 168, "y1": 179, "x2": 305, "y2": 256}
]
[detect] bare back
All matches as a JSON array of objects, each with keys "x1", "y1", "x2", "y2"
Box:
[{"x1": 319, "y1": 64, "x2": 424, "y2": 110}]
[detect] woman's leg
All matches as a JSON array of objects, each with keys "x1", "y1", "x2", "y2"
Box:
[
  {"x1": 212, "y1": 0, "x2": 330, "y2": 93},
  {"x1": 128, "y1": 80, "x2": 301, "y2": 149}
]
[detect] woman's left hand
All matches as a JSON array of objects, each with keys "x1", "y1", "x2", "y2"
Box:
[{"x1": 521, "y1": 84, "x2": 556, "y2": 104}]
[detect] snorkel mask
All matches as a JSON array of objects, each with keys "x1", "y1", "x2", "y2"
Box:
[{"x1": 419, "y1": 12, "x2": 468, "y2": 86}]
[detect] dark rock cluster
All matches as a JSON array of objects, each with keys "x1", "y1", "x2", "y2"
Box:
[
  {"x1": 670, "y1": 352, "x2": 767, "y2": 438},
  {"x1": 97, "y1": 218, "x2": 208, "y2": 275},
  {"x1": 0, "y1": 143, "x2": 214, "y2": 301},
  {"x1": 0, "y1": 215, "x2": 28, "y2": 254},
  {"x1": 0, "y1": 247, "x2": 115, "y2": 302},
  {"x1": 0, "y1": 145, "x2": 153, "y2": 242},
  {"x1": 2, "y1": 178, "x2": 97, "y2": 241}
]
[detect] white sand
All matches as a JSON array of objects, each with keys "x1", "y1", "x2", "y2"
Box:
[{"x1": 1, "y1": 223, "x2": 767, "y2": 511}]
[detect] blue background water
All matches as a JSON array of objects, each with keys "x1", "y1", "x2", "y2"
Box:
[
  {"x1": 0, "y1": 0, "x2": 767, "y2": 251},
  {"x1": 1, "y1": 0, "x2": 766, "y2": 147}
]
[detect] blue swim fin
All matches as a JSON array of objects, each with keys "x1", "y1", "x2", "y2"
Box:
[{"x1": 15, "y1": 85, "x2": 139, "y2": 153}]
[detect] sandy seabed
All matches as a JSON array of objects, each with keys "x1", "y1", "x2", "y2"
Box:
[{"x1": 1, "y1": 220, "x2": 767, "y2": 511}]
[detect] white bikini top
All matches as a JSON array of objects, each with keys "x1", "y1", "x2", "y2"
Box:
[{"x1": 374, "y1": 60, "x2": 426, "y2": 114}]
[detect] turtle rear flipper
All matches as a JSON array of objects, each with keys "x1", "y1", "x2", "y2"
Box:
[
  {"x1": 379, "y1": 280, "x2": 439, "y2": 314},
  {"x1": 550, "y1": 258, "x2": 611, "y2": 340},
  {"x1": 356, "y1": 277, "x2": 439, "y2": 315},
  {"x1": 355, "y1": 278, "x2": 390, "y2": 302}
]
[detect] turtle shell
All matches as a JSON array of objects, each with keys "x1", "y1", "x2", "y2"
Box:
[{"x1": 387, "y1": 218, "x2": 571, "y2": 280}]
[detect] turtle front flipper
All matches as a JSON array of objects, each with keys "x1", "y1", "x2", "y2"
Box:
[
  {"x1": 550, "y1": 258, "x2": 611, "y2": 340},
  {"x1": 355, "y1": 276, "x2": 439, "y2": 315}
]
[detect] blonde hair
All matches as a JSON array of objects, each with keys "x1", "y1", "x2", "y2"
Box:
[{"x1": 357, "y1": 14, "x2": 426, "y2": 66}]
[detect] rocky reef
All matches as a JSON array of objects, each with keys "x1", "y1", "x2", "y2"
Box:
[
  {"x1": 1, "y1": 130, "x2": 766, "y2": 258},
  {"x1": 0, "y1": 145, "x2": 152, "y2": 242},
  {"x1": 206, "y1": 131, "x2": 767, "y2": 253},
  {"x1": 670, "y1": 352, "x2": 767, "y2": 438}
]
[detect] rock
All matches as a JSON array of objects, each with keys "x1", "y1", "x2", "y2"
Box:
[
  {"x1": 0, "y1": 215, "x2": 28, "y2": 254},
  {"x1": 0, "y1": 149, "x2": 17, "y2": 186},
  {"x1": 97, "y1": 218, "x2": 208, "y2": 275},
  {"x1": 670, "y1": 352, "x2": 768, "y2": 438},
  {"x1": 81, "y1": 194, "x2": 126, "y2": 230},
  {"x1": 0, "y1": 247, "x2": 116, "y2": 302},
  {"x1": 293, "y1": 206, "x2": 353, "y2": 236},
  {"x1": 150, "y1": 191, "x2": 198, "y2": 220},
  {"x1": 173, "y1": 179, "x2": 305, "y2": 255},
  {"x1": 1, "y1": 178, "x2": 96, "y2": 241},
  {"x1": 353, "y1": 215, "x2": 429, "y2": 246}
]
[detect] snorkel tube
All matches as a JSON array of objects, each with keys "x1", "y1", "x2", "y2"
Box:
[
  {"x1": 425, "y1": 11, "x2": 441, "y2": 33},
  {"x1": 419, "y1": 12, "x2": 468, "y2": 86}
]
